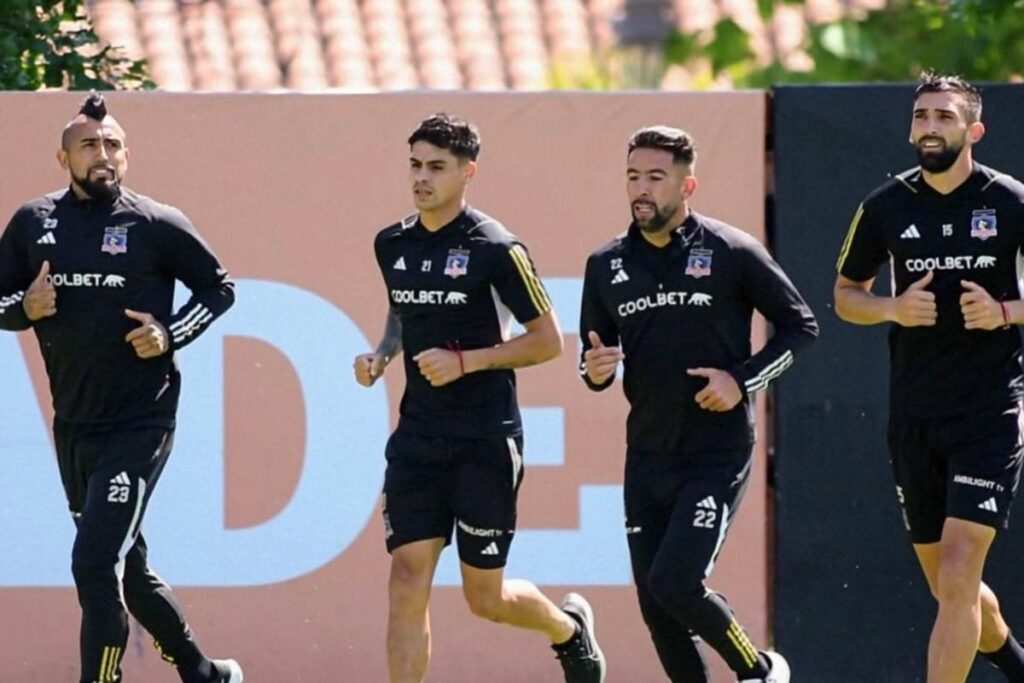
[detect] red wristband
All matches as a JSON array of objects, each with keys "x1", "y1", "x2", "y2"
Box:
[
  {"x1": 447, "y1": 341, "x2": 465, "y2": 377},
  {"x1": 1001, "y1": 301, "x2": 1011, "y2": 328}
]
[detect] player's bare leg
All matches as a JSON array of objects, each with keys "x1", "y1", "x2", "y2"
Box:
[
  {"x1": 919, "y1": 518, "x2": 995, "y2": 683},
  {"x1": 459, "y1": 566, "x2": 574, "y2": 640},
  {"x1": 915, "y1": 541, "x2": 1009, "y2": 653},
  {"x1": 387, "y1": 539, "x2": 444, "y2": 683}
]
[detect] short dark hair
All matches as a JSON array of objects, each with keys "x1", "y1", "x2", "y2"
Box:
[
  {"x1": 408, "y1": 113, "x2": 481, "y2": 161},
  {"x1": 915, "y1": 71, "x2": 982, "y2": 123},
  {"x1": 628, "y1": 126, "x2": 696, "y2": 166}
]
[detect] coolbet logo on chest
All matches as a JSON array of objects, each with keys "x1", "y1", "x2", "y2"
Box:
[
  {"x1": 904, "y1": 255, "x2": 997, "y2": 272},
  {"x1": 390, "y1": 289, "x2": 468, "y2": 305},
  {"x1": 617, "y1": 291, "x2": 713, "y2": 317},
  {"x1": 48, "y1": 273, "x2": 126, "y2": 288}
]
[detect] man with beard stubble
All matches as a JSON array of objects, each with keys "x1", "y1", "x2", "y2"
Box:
[
  {"x1": 579, "y1": 125, "x2": 817, "y2": 682},
  {"x1": 836, "y1": 72, "x2": 1024, "y2": 682},
  {"x1": 0, "y1": 94, "x2": 241, "y2": 683}
]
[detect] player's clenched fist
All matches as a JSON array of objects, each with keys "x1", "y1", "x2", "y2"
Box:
[
  {"x1": 354, "y1": 352, "x2": 387, "y2": 387},
  {"x1": 413, "y1": 348, "x2": 463, "y2": 387}
]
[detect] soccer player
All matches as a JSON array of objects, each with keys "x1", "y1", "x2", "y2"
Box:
[
  {"x1": 579, "y1": 125, "x2": 817, "y2": 683},
  {"x1": 0, "y1": 94, "x2": 242, "y2": 683},
  {"x1": 835, "y1": 72, "x2": 1024, "y2": 683},
  {"x1": 353, "y1": 113, "x2": 605, "y2": 683}
]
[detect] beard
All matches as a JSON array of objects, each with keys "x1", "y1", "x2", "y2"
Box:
[
  {"x1": 633, "y1": 200, "x2": 677, "y2": 233},
  {"x1": 72, "y1": 167, "x2": 121, "y2": 201},
  {"x1": 915, "y1": 136, "x2": 965, "y2": 173}
]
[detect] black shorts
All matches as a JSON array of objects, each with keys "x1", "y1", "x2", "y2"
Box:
[
  {"x1": 381, "y1": 431, "x2": 524, "y2": 569},
  {"x1": 624, "y1": 447, "x2": 752, "y2": 585},
  {"x1": 888, "y1": 405, "x2": 1024, "y2": 544}
]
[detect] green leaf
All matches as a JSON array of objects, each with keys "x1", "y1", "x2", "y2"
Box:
[
  {"x1": 663, "y1": 28, "x2": 700, "y2": 66},
  {"x1": 0, "y1": 0, "x2": 151, "y2": 90},
  {"x1": 706, "y1": 19, "x2": 756, "y2": 74}
]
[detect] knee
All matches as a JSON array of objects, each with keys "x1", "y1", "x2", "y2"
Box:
[
  {"x1": 935, "y1": 548, "x2": 983, "y2": 606},
  {"x1": 922, "y1": 575, "x2": 940, "y2": 601},
  {"x1": 71, "y1": 555, "x2": 120, "y2": 603},
  {"x1": 636, "y1": 590, "x2": 669, "y2": 629},
  {"x1": 388, "y1": 556, "x2": 434, "y2": 609},
  {"x1": 647, "y1": 566, "x2": 704, "y2": 617},
  {"x1": 463, "y1": 586, "x2": 503, "y2": 622}
]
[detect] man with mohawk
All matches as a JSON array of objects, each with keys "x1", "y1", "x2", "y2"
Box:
[{"x1": 0, "y1": 94, "x2": 242, "y2": 682}]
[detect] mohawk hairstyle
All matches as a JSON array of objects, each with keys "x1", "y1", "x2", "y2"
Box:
[{"x1": 78, "y1": 91, "x2": 108, "y2": 121}]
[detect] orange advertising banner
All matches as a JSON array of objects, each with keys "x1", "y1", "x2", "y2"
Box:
[{"x1": 0, "y1": 91, "x2": 765, "y2": 682}]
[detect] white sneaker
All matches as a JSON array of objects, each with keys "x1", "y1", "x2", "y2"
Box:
[
  {"x1": 738, "y1": 651, "x2": 790, "y2": 683},
  {"x1": 212, "y1": 658, "x2": 244, "y2": 683}
]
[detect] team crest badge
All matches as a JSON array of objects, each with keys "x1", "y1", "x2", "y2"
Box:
[
  {"x1": 444, "y1": 249, "x2": 470, "y2": 278},
  {"x1": 971, "y1": 210, "x2": 997, "y2": 241},
  {"x1": 101, "y1": 226, "x2": 128, "y2": 255},
  {"x1": 685, "y1": 249, "x2": 713, "y2": 278}
]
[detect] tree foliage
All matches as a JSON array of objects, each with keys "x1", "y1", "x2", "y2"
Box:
[
  {"x1": 0, "y1": 0, "x2": 151, "y2": 90},
  {"x1": 665, "y1": 0, "x2": 1024, "y2": 87}
]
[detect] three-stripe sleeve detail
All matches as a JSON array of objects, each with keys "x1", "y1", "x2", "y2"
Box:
[
  {"x1": 0, "y1": 291, "x2": 25, "y2": 315},
  {"x1": 508, "y1": 245, "x2": 552, "y2": 315},
  {"x1": 744, "y1": 351, "x2": 794, "y2": 394},
  {"x1": 170, "y1": 304, "x2": 213, "y2": 345}
]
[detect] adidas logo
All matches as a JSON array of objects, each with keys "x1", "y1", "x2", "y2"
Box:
[
  {"x1": 979, "y1": 497, "x2": 999, "y2": 512},
  {"x1": 36, "y1": 232, "x2": 56, "y2": 245},
  {"x1": 110, "y1": 471, "x2": 130, "y2": 486},
  {"x1": 611, "y1": 269, "x2": 630, "y2": 284},
  {"x1": 481, "y1": 542, "x2": 499, "y2": 556},
  {"x1": 393, "y1": 257, "x2": 406, "y2": 270},
  {"x1": 697, "y1": 496, "x2": 717, "y2": 510},
  {"x1": 900, "y1": 224, "x2": 921, "y2": 239}
]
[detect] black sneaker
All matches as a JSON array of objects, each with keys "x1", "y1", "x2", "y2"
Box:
[
  {"x1": 553, "y1": 592, "x2": 606, "y2": 683},
  {"x1": 211, "y1": 659, "x2": 244, "y2": 683}
]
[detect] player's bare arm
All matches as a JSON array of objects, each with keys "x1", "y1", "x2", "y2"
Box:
[
  {"x1": 834, "y1": 271, "x2": 937, "y2": 327},
  {"x1": 354, "y1": 308, "x2": 403, "y2": 387},
  {"x1": 414, "y1": 309, "x2": 562, "y2": 387}
]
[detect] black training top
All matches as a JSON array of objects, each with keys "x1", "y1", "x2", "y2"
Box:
[
  {"x1": 580, "y1": 212, "x2": 818, "y2": 454},
  {"x1": 0, "y1": 187, "x2": 235, "y2": 426},
  {"x1": 838, "y1": 163, "x2": 1024, "y2": 418},
  {"x1": 374, "y1": 206, "x2": 553, "y2": 439}
]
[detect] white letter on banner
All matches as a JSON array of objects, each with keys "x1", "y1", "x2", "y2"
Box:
[
  {"x1": 0, "y1": 335, "x2": 75, "y2": 585},
  {"x1": 146, "y1": 280, "x2": 388, "y2": 585}
]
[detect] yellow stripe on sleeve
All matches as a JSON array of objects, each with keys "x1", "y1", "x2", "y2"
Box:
[
  {"x1": 508, "y1": 244, "x2": 552, "y2": 315},
  {"x1": 835, "y1": 203, "x2": 865, "y2": 272}
]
